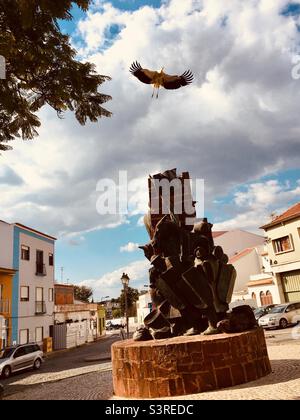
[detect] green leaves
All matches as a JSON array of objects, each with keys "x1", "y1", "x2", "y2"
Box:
[{"x1": 0, "y1": 0, "x2": 112, "y2": 151}]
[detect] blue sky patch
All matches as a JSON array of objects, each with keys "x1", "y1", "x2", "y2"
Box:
[{"x1": 281, "y1": 2, "x2": 300, "y2": 17}]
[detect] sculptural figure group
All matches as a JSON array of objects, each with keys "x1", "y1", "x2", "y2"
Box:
[{"x1": 134, "y1": 169, "x2": 257, "y2": 341}]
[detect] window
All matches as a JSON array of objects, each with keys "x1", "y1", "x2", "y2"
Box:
[
  {"x1": 36, "y1": 250, "x2": 46, "y2": 275},
  {"x1": 20, "y1": 286, "x2": 29, "y2": 302},
  {"x1": 260, "y1": 291, "x2": 273, "y2": 306},
  {"x1": 25, "y1": 345, "x2": 35, "y2": 354},
  {"x1": 273, "y1": 235, "x2": 293, "y2": 254},
  {"x1": 251, "y1": 292, "x2": 256, "y2": 300},
  {"x1": 19, "y1": 329, "x2": 29, "y2": 345},
  {"x1": 14, "y1": 347, "x2": 27, "y2": 358},
  {"x1": 21, "y1": 245, "x2": 30, "y2": 261},
  {"x1": 265, "y1": 291, "x2": 273, "y2": 305},
  {"x1": 49, "y1": 288, "x2": 54, "y2": 302},
  {"x1": 35, "y1": 327, "x2": 44, "y2": 343},
  {"x1": 49, "y1": 253, "x2": 54, "y2": 266}
]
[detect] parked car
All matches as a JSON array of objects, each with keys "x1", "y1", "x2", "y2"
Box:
[
  {"x1": 253, "y1": 304, "x2": 277, "y2": 321},
  {"x1": 0, "y1": 343, "x2": 44, "y2": 379},
  {"x1": 106, "y1": 319, "x2": 125, "y2": 330},
  {"x1": 258, "y1": 302, "x2": 300, "y2": 329}
]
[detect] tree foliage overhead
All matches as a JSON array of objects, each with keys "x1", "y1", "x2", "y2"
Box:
[
  {"x1": 0, "y1": 0, "x2": 112, "y2": 151},
  {"x1": 73, "y1": 284, "x2": 93, "y2": 303}
]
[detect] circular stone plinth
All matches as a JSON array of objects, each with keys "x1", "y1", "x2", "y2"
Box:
[{"x1": 112, "y1": 328, "x2": 271, "y2": 398}]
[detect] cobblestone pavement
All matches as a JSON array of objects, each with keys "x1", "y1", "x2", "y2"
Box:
[
  {"x1": 4, "y1": 370, "x2": 114, "y2": 400},
  {"x1": 2, "y1": 333, "x2": 119, "y2": 400},
  {"x1": 167, "y1": 342, "x2": 300, "y2": 400},
  {"x1": 3, "y1": 333, "x2": 300, "y2": 400}
]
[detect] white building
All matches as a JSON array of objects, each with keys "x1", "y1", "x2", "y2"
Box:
[
  {"x1": 213, "y1": 229, "x2": 265, "y2": 258},
  {"x1": 230, "y1": 203, "x2": 300, "y2": 307},
  {"x1": 229, "y1": 246, "x2": 264, "y2": 292},
  {"x1": 136, "y1": 292, "x2": 152, "y2": 326},
  {"x1": 248, "y1": 202, "x2": 300, "y2": 305},
  {"x1": 53, "y1": 284, "x2": 99, "y2": 349},
  {"x1": 0, "y1": 221, "x2": 56, "y2": 346}
]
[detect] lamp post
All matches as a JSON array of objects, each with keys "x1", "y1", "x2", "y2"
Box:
[{"x1": 121, "y1": 273, "x2": 130, "y2": 339}]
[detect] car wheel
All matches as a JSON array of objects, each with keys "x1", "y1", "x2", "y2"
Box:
[
  {"x1": 2, "y1": 366, "x2": 11, "y2": 379},
  {"x1": 279, "y1": 318, "x2": 288, "y2": 329},
  {"x1": 33, "y1": 358, "x2": 42, "y2": 370}
]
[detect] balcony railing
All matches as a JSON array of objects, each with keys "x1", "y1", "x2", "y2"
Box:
[
  {"x1": 0, "y1": 299, "x2": 10, "y2": 314},
  {"x1": 35, "y1": 301, "x2": 46, "y2": 315},
  {"x1": 36, "y1": 263, "x2": 46, "y2": 276}
]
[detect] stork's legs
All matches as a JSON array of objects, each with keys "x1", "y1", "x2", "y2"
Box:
[{"x1": 151, "y1": 86, "x2": 160, "y2": 99}]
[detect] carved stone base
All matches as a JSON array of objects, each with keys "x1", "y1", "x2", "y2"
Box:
[{"x1": 112, "y1": 328, "x2": 271, "y2": 398}]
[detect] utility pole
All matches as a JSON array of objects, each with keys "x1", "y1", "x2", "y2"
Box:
[{"x1": 60, "y1": 267, "x2": 64, "y2": 283}]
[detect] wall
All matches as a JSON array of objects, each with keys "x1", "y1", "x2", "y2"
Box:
[
  {"x1": 0, "y1": 221, "x2": 13, "y2": 268},
  {"x1": 98, "y1": 305, "x2": 106, "y2": 336},
  {"x1": 55, "y1": 284, "x2": 74, "y2": 305},
  {"x1": 54, "y1": 303, "x2": 98, "y2": 344},
  {"x1": 264, "y1": 218, "x2": 300, "y2": 269},
  {"x1": 231, "y1": 248, "x2": 262, "y2": 292},
  {"x1": 15, "y1": 227, "x2": 55, "y2": 344},
  {"x1": 0, "y1": 269, "x2": 14, "y2": 346},
  {"x1": 136, "y1": 293, "x2": 152, "y2": 325},
  {"x1": 214, "y1": 230, "x2": 265, "y2": 258},
  {"x1": 248, "y1": 283, "x2": 282, "y2": 306}
]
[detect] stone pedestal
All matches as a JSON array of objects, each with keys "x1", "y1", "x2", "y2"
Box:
[{"x1": 112, "y1": 328, "x2": 271, "y2": 398}]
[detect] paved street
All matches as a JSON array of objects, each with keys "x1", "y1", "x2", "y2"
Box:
[
  {"x1": 2, "y1": 327, "x2": 300, "y2": 400},
  {"x1": 1, "y1": 332, "x2": 119, "y2": 400}
]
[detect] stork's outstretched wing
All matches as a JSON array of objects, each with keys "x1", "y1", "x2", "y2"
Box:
[
  {"x1": 129, "y1": 61, "x2": 157, "y2": 84},
  {"x1": 162, "y1": 70, "x2": 194, "y2": 90}
]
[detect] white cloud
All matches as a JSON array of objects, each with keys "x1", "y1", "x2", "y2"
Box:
[
  {"x1": 1, "y1": 0, "x2": 300, "y2": 237},
  {"x1": 120, "y1": 241, "x2": 140, "y2": 252},
  {"x1": 213, "y1": 179, "x2": 300, "y2": 231},
  {"x1": 78, "y1": 259, "x2": 149, "y2": 299}
]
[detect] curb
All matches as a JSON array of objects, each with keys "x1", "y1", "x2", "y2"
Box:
[{"x1": 84, "y1": 355, "x2": 111, "y2": 363}]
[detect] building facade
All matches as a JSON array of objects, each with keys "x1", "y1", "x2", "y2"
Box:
[
  {"x1": 0, "y1": 221, "x2": 16, "y2": 348},
  {"x1": 136, "y1": 292, "x2": 152, "y2": 326},
  {"x1": 53, "y1": 284, "x2": 99, "y2": 349},
  {"x1": 260, "y1": 203, "x2": 300, "y2": 303},
  {"x1": 0, "y1": 220, "x2": 56, "y2": 347},
  {"x1": 213, "y1": 229, "x2": 265, "y2": 258}
]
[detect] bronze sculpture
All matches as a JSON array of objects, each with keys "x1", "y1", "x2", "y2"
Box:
[{"x1": 134, "y1": 169, "x2": 256, "y2": 341}]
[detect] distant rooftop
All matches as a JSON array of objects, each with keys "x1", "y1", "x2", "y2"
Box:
[
  {"x1": 229, "y1": 247, "x2": 254, "y2": 264},
  {"x1": 14, "y1": 223, "x2": 56, "y2": 241},
  {"x1": 261, "y1": 202, "x2": 300, "y2": 230},
  {"x1": 212, "y1": 231, "x2": 228, "y2": 238}
]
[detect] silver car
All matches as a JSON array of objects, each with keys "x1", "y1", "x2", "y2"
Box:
[
  {"x1": 0, "y1": 343, "x2": 44, "y2": 379},
  {"x1": 258, "y1": 302, "x2": 300, "y2": 329}
]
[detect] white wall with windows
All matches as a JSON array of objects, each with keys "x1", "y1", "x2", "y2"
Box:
[{"x1": 17, "y1": 230, "x2": 55, "y2": 345}]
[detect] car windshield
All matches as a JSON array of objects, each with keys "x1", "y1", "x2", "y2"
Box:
[
  {"x1": 254, "y1": 308, "x2": 264, "y2": 316},
  {"x1": 269, "y1": 305, "x2": 286, "y2": 314},
  {"x1": 0, "y1": 348, "x2": 15, "y2": 359}
]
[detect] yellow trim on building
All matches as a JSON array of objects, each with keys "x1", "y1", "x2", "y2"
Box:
[{"x1": 0, "y1": 267, "x2": 17, "y2": 348}]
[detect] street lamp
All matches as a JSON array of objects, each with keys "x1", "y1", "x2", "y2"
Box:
[{"x1": 121, "y1": 273, "x2": 130, "y2": 339}]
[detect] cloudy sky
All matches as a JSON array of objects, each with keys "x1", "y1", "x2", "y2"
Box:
[{"x1": 1, "y1": 0, "x2": 300, "y2": 299}]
